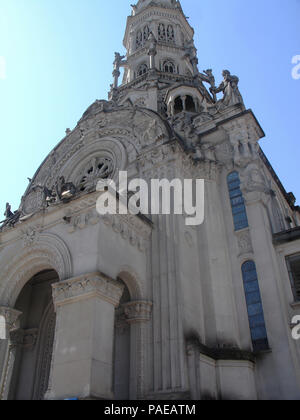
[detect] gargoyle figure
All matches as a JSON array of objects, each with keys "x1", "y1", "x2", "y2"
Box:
[
  {"x1": 55, "y1": 176, "x2": 77, "y2": 202},
  {"x1": 211, "y1": 70, "x2": 244, "y2": 108},
  {"x1": 42, "y1": 186, "x2": 56, "y2": 205}
]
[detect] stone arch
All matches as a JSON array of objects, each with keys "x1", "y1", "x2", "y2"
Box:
[
  {"x1": 117, "y1": 267, "x2": 143, "y2": 301},
  {"x1": 114, "y1": 266, "x2": 151, "y2": 400},
  {"x1": 51, "y1": 137, "x2": 128, "y2": 188},
  {"x1": 0, "y1": 233, "x2": 72, "y2": 307},
  {"x1": 8, "y1": 270, "x2": 58, "y2": 400}
]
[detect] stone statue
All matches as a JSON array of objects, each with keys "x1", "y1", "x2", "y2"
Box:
[
  {"x1": 183, "y1": 39, "x2": 198, "y2": 75},
  {"x1": 202, "y1": 69, "x2": 217, "y2": 102},
  {"x1": 4, "y1": 203, "x2": 14, "y2": 219},
  {"x1": 0, "y1": 203, "x2": 20, "y2": 229},
  {"x1": 147, "y1": 32, "x2": 157, "y2": 69},
  {"x1": 212, "y1": 70, "x2": 244, "y2": 108},
  {"x1": 113, "y1": 53, "x2": 126, "y2": 71},
  {"x1": 113, "y1": 52, "x2": 126, "y2": 89}
]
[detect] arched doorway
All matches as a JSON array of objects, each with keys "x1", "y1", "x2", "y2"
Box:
[
  {"x1": 113, "y1": 281, "x2": 131, "y2": 400},
  {"x1": 8, "y1": 269, "x2": 58, "y2": 400}
]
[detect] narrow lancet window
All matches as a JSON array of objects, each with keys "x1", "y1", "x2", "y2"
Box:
[
  {"x1": 242, "y1": 261, "x2": 269, "y2": 352},
  {"x1": 227, "y1": 171, "x2": 249, "y2": 231}
]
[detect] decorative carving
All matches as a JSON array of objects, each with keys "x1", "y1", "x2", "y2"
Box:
[
  {"x1": 0, "y1": 233, "x2": 72, "y2": 307},
  {"x1": 236, "y1": 230, "x2": 253, "y2": 255},
  {"x1": 21, "y1": 187, "x2": 45, "y2": 215},
  {"x1": 0, "y1": 307, "x2": 22, "y2": 337},
  {"x1": 64, "y1": 210, "x2": 100, "y2": 233},
  {"x1": 243, "y1": 165, "x2": 271, "y2": 195},
  {"x1": 21, "y1": 225, "x2": 41, "y2": 247},
  {"x1": 76, "y1": 157, "x2": 114, "y2": 192},
  {"x1": 22, "y1": 328, "x2": 39, "y2": 349},
  {"x1": 9, "y1": 329, "x2": 25, "y2": 349},
  {"x1": 52, "y1": 272, "x2": 124, "y2": 308},
  {"x1": 141, "y1": 119, "x2": 164, "y2": 147},
  {"x1": 123, "y1": 301, "x2": 153, "y2": 323},
  {"x1": 101, "y1": 214, "x2": 151, "y2": 253}
]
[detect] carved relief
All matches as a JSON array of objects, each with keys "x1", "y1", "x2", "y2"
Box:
[
  {"x1": 140, "y1": 118, "x2": 164, "y2": 147},
  {"x1": 22, "y1": 329, "x2": 39, "y2": 350},
  {"x1": 123, "y1": 301, "x2": 153, "y2": 323},
  {"x1": 242, "y1": 164, "x2": 271, "y2": 195},
  {"x1": 102, "y1": 214, "x2": 151, "y2": 254},
  {"x1": 236, "y1": 230, "x2": 253, "y2": 255},
  {"x1": 76, "y1": 157, "x2": 114, "y2": 192},
  {"x1": 21, "y1": 189, "x2": 45, "y2": 216},
  {"x1": 52, "y1": 273, "x2": 124, "y2": 308},
  {"x1": 0, "y1": 307, "x2": 22, "y2": 335},
  {"x1": 21, "y1": 226, "x2": 41, "y2": 248}
]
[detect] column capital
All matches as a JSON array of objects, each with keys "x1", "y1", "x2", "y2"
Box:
[
  {"x1": 0, "y1": 307, "x2": 22, "y2": 339},
  {"x1": 52, "y1": 272, "x2": 124, "y2": 309},
  {"x1": 123, "y1": 301, "x2": 153, "y2": 324}
]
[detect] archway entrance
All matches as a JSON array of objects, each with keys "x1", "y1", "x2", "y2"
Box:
[{"x1": 8, "y1": 269, "x2": 58, "y2": 400}]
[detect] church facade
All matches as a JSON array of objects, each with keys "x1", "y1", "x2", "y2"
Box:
[{"x1": 0, "y1": 0, "x2": 300, "y2": 400}]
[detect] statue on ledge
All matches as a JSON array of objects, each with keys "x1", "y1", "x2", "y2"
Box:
[
  {"x1": 0, "y1": 203, "x2": 20, "y2": 230},
  {"x1": 212, "y1": 70, "x2": 244, "y2": 108}
]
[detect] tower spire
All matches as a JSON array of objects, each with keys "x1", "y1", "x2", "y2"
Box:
[
  {"x1": 132, "y1": 0, "x2": 182, "y2": 15},
  {"x1": 109, "y1": 0, "x2": 219, "y2": 117}
]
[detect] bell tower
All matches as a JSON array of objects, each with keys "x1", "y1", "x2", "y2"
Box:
[{"x1": 109, "y1": 0, "x2": 214, "y2": 115}]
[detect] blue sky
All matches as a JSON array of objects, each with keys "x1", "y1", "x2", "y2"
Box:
[{"x1": 0, "y1": 0, "x2": 299, "y2": 212}]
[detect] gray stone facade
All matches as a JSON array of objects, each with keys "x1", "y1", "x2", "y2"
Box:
[{"x1": 0, "y1": 0, "x2": 300, "y2": 400}]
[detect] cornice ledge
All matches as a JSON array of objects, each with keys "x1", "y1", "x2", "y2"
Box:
[{"x1": 52, "y1": 272, "x2": 124, "y2": 309}]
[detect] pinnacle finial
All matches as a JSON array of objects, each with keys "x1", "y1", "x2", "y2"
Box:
[{"x1": 132, "y1": 0, "x2": 182, "y2": 15}]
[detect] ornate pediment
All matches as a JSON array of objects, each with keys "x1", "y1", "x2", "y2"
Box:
[{"x1": 9, "y1": 105, "x2": 173, "y2": 223}]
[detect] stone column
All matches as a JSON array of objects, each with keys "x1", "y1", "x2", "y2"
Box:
[
  {"x1": 46, "y1": 272, "x2": 124, "y2": 400},
  {"x1": 147, "y1": 33, "x2": 157, "y2": 71},
  {"x1": 181, "y1": 95, "x2": 187, "y2": 111},
  {"x1": 197, "y1": 168, "x2": 240, "y2": 347},
  {"x1": 112, "y1": 69, "x2": 120, "y2": 89},
  {"x1": 123, "y1": 301, "x2": 153, "y2": 399},
  {"x1": 0, "y1": 307, "x2": 22, "y2": 400}
]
